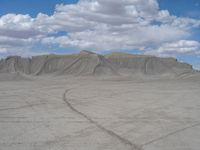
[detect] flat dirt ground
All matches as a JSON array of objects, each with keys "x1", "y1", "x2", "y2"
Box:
[{"x1": 0, "y1": 75, "x2": 200, "y2": 150}]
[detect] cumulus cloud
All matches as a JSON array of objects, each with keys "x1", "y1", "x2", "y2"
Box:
[
  {"x1": 0, "y1": 14, "x2": 48, "y2": 56},
  {"x1": 157, "y1": 40, "x2": 200, "y2": 54},
  {"x1": 42, "y1": 24, "x2": 187, "y2": 51},
  {"x1": 38, "y1": 0, "x2": 199, "y2": 51},
  {"x1": 0, "y1": 14, "x2": 46, "y2": 38},
  {"x1": 0, "y1": 0, "x2": 200, "y2": 56},
  {"x1": 146, "y1": 40, "x2": 200, "y2": 57}
]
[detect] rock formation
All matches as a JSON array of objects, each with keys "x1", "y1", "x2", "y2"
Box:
[{"x1": 0, "y1": 50, "x2": 195, "y2": 77}]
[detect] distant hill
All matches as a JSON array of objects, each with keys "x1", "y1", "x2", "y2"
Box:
[{"x1": 0, "y1": 50, "x2": 195, "y2": 77}]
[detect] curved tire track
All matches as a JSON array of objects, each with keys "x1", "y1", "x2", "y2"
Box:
[
  {"x1": 142, "y1": 122, "x2": 200, "y2": 147},
  {"x1": 63, "y1": 89, "x2": 142, "y2": 150}
]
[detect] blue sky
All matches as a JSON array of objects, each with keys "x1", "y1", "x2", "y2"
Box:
[
  {"x1": 159, "y1": 0, "x2": 200, "y2": 19},
  {"x1": 0, "y1": 0, "x2": 78, "y2": 16},
  {"x1": 1, "y1": 0, "x2": 200, "y2": 19},
  {"x1": 159, "y1": 0, "x2": 200, "y2": 69},
  {"x1": 0, "y1": 0, "x2": 200, "y2": 69}
]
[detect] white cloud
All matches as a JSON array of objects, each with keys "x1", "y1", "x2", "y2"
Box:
[
  {"x1": 0, "y1": 14, "x2": 46, "y2": 56},
  {"x1": 0, "y1": 0, "x2": 200, "y2": 56},
  {"x1": 37, "y1": 0, "x2": 199, "y2": 51},
  {"x1": 42, "y1": 24, "x2": 187, "y2": 51},
  {"x1": 0, "y1": 47, "x2": 7, "y2": 54},
  {"x1": 0, "y1": 14, "x2": 46, "y2": 39},
  {"x1": 157, "y1": 40, "x2": 200, "y2": 54}
]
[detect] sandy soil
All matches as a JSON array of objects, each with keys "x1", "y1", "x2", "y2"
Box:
[{"x1": 0, "y1": 75, "x2": 200, "y2": 150}]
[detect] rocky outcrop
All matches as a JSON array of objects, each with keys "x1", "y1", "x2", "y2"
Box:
[
  {"x1": 105, "y1": 52, "x2": 193, "y2": 76},
  {"x1": 0, "y1": 51, "x2": 195, "y2": 77}
]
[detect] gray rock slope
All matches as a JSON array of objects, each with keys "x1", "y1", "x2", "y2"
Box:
[
  {"x1": 105, "y1": 52, "x2": 194, "y2": 76},
  {"x1": 0, "y1": 50, "x2": 195, "y2": 76}
]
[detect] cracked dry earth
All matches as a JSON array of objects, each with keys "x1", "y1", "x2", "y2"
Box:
[{"x1": 0, "y1": 75, "x2": 200, "y2": 150}]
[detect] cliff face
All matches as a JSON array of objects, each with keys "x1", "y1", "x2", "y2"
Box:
[
  {"x1": 0, "y1": 56, "x2": 31, "y2": 74},
  {"x1": 0, "y1": 51, "x2": 194, "y2": 77},
  {"x1": 105, "y1": 52, "x2": 193, "y2": 76}
]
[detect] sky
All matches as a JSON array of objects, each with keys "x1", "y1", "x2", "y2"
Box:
[{"x1": 0, "y1": 0, "x2": 200, "y2": 69}]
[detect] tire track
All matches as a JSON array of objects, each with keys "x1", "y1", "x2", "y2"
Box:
[
  {"x1": 142, "y1": 122, "x2": 200, "y2": 147},
  {"x1": 63, "y1": 89, "x2": 142, "y2": 150},
  {"x1": 0, "y1": 103, "x2": 47, "y2": 111}
]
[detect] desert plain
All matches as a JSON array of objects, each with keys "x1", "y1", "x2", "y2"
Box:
[{"x1": 0, "y1": 51, "x2": 200, "y2": 150}]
